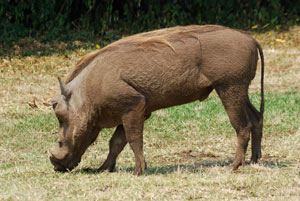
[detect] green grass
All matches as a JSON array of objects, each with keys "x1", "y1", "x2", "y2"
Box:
[{"x1": 1, "y1": 92, "x2": 300, "y2": 200}]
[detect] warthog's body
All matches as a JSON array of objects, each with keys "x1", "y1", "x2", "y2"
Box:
[{"x1": 50, "y1": 25, "x2": 264, "y2": 175}]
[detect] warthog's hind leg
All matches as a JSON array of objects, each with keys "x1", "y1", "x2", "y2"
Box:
[
  {"x1": 247, "y1": 101, "x2": 263, "y2": 163},
  {"x1": 216, "y1": 85, "x2": 252, "y2": 170}
]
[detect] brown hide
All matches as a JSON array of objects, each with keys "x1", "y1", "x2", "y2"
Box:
[{"x1": 50, "y1": 25, "x2": 264, "y2": 175}]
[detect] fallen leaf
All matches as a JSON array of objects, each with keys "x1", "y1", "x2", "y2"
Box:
[
  {"x1": 42, "y1": 98, "x2": 52, "y2": 107},
  {"x1": 28, "y1": 98, "x2": 38, "y2": 109}
]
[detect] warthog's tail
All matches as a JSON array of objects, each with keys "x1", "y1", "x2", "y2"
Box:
[
  {"x1": 236, "y1": 28, "x2": 265, "y2": 118},
  {"x1": 256, "y1": 41, "x2": 264, "y2": 121}
]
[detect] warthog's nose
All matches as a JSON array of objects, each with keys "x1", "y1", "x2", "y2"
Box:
[
  {"x1": 49, "y1": 156, "x2": 68, "y2": 172},
  {"x1": 53, "y1": 163, "x2": 68, "y2": 173},
  {"x1": 48, "y1": 150, "x2": 68, "y2": 172}
]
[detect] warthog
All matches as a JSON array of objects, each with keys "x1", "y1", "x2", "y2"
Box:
[{"x1": 49, "y1": 25, "x2": 264, "y2": 175}]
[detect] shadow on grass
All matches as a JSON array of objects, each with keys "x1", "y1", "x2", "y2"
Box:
[
  {"x1": 143, "y1": 160, "x2": 232, "y2": 175},
  {"x1": 259, "y1": 160, "x2": 289, "y2": 168},
  {"x1": 75, "y1": 159, "x2": 232, "y2": 175},
  {"x1": 74, "y1": 158, "x2": 291, "y2": 175},
  {"x1": 0, "y1": 30, "x2": 121, "y2": 58}
]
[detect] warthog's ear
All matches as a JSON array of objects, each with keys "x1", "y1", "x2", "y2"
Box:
[{"x1": 58, "y1": 77, "x2": 71, "y2": 100}]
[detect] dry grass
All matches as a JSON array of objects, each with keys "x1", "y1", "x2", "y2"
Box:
[
  {"x1": 1, "y1": 26, "x2": 300, "y2": 200},
  {"x1": 249, "y1": 25, "x2": 300, "y2": 94},
  {"x1": 253, "y1": 26, "x2": 300, "y2": 50}
]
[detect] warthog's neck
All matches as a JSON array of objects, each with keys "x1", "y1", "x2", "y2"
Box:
[{"x1": 66, "y1": 63, "x2": 93, "y2": 112}]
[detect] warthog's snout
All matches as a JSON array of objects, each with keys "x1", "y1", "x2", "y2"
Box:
[
  {"x1": 48, "y1": 150, "x2": 68, "y2": 172},
  {"x1": 50, "y1": 158, "x2": 68, "y2": 172},
  {"x1": 48, "y1": 149, "x2": 80, "y2": 172}
]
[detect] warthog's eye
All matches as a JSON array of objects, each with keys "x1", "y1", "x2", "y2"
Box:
[
  {"x1": 55, "y1": 112, "x2": 69, "y2": 128},
  {"x1": 57, "y1": 116, "x2": 63, "y2": 126},
  {"x1": 58, "y1": 141, "x2": 63, "y2": 147},
  {"x1": 55, "y1": 113, "x2": 64, "y2": 126}
]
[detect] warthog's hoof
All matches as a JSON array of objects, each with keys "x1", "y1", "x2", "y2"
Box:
[
  {"x1": 230, "y1": 157, "x2": 245, "y2": 170},
  {"x1": 250, "y1": 152, "x2": 262, "y2": 164}
]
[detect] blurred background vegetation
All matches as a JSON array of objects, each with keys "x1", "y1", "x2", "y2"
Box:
[{"x1": 1, "y1": 0, "x2": 299, "y2": 51}]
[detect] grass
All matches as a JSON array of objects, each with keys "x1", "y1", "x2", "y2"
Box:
[
  {"x1": 1, "y1": 26, "x2": 300, "y2": 200},
  {"x1": 1, "y1": 93, "x2": 300, "y2": 200}
]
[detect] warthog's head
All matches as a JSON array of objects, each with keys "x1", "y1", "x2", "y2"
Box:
[{"x1": 49, "y1": 78, "x2": 98, "y2": 172}]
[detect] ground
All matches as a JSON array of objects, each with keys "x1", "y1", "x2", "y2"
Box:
[{"x1": 0, "y1": 26, "x2": 300, "y2": 200}]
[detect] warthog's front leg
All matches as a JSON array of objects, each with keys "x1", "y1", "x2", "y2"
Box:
[
  {"x1": 98, "y1": 125, "x2": 127, "y2": 172},
  {"x1": 121, "y1": 97, "x2": 147, "y2": 176}
]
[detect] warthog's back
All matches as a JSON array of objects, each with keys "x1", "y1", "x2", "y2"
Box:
[
  {"x1": 65, "y1": 25, "x2": 227, "y2": 84},
  {"x1": 67, "y1": 25, "x2": 259, "y2": 112}
]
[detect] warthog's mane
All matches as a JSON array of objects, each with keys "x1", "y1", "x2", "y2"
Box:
[{"x1": 65, "y1": 25, "x2": 227, "y2": 84}]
